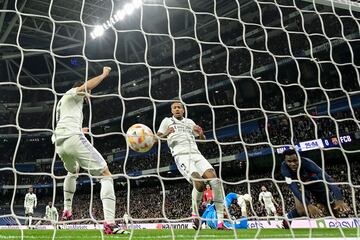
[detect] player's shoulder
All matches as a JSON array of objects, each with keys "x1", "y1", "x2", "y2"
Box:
[
  {"x1": 161, "y1": 117, "x2": 172, "y2": 123},
  {"x1": 185, "y1": 118, "x2": 196, "y2": 124},
  {"x1": 65, "y1": 87, "x2": 77, "y2": 94},
  {"x1": 302, "y1": 157, "x2": 315, "y2": 164},
  {"x1": 301, "y1": 157, "x2": 317, "y2": 167},
  {"x1": 159, "y1": 117, "x2": 173, "y2": 127},
  {"x1": 64, "y1": 88, "x2": 83, "y2": 99}
]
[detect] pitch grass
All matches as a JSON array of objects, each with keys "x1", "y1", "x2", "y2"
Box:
[{"x1": 0, "y1": 228, "x2": 359, "y2": 240}]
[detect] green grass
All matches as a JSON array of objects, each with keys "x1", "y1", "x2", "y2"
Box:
[{"x1": 0, "y1": 228, "x2": 359, "y2": 240}]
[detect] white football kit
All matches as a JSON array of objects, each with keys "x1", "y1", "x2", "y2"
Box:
[
  {"x1": 24, "y1": 193, "x2": 37, "y2": 215},
  {"x1": 158, "y1": 116, "x2": 212, "y2": 182},
  {"x1": 123, "y1": 213, "x2": 129, "y2": 227},
  {"x1": 45, "y1": 205, "x2": 59, "y2": 223},
  {"x1": 259, "y1": 191, "x2": 276, "y2": 215},
  {"x1": 52, "y1": 88, "x2": 107, "y2": 175},
  {"x1": 236, "y1": 195, "x2": 248, "y2": 214}
]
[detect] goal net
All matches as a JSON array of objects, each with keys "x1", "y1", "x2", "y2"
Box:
[{"x1": 0, "y1": 0, "x2": 360, "y2": 239}]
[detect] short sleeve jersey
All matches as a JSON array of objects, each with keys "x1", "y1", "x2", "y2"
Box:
[
  {"x1": 158, "y1": 116, "x2": 200, "y2": 156},
  {"x1": 259, "y1": 191, "x2": 273, "y2": 206},
  {"x1": 24, "y1": 193, "x2": 37, "y2": 208},
  {"x1": 52, "y1": 88, "x2": 84, "y2": 142}
]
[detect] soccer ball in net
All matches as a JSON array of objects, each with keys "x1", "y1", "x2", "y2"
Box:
[{"x1": 126, "y1": 124, "x2": 154, "y2": 152}]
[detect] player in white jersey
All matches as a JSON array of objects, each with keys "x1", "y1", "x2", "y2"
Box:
[
  {"x1": 123, "y1": 212, "x2": 129, "y2": 229},
  {"x1": 157, "y1": 101, "x2": 225, "y2": 230},
  {"x1": 258, "y1": 186, "x2": 279, "y2": 224},
  {"x1": 35, "y1": 202, "x2": 59, "y2": 228},
  {"x1": 24, "y1": 187, "x2": 37, "y2": 229},
  {"x1": 52, "y1": 67, "x2": 127, "y2": 235}
]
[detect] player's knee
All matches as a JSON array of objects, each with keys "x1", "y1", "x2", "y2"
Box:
[
  {"x1": 194, "y1": 181, "x2": 205, "y2": 192},
  {"x1": 202, "y1": 168, "x2": 217, "y2": 179}
]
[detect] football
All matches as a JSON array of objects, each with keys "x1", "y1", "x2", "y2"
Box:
[{"x1": 126, "y1": 123, "x2": 154, "y2": 152}]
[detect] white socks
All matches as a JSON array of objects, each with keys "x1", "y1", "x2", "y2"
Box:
[
  {"x1": 209, "y1": 178, "x2": 224, "y2": 223},
  {"x1": 64, "y1": 172, "x2": 116, "y2": 224},
  {"x1": 100, "y1": 177, "x2": 116, "y2": 224},
  {"x1": 191, "y1": 187, "x2": 203, "y2": 216},
  {"x1": 29, "y1": 216, "x2": 32, "y2": 227},
  {"x1": 64, "y1": 173, "x2": 77, "y2": 212}
]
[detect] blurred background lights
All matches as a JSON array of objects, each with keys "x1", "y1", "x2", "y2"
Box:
[{"x1": 91, "y1": 0, "x2": 142, "y2": 39}]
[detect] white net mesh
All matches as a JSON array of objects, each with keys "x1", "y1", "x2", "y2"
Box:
[{"x1": 0, "y1": 0, "x2": 360, "y2": 239}]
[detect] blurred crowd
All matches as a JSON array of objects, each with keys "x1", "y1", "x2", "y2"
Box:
[{"x1": 0, "y1": 105, "x2": 358, "y2": 186}]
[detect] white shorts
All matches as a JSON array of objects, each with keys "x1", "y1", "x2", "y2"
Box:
[
  {"x1": 175, "y1": 153, "x2": 213, "y2": 183},
  {"x1": 265, "y1": 203, "x2": 276, "y2": 215},
  {"x1": 55, "y1": 134, "x2": 107, "y2": 176},
  {"x1": 25, "y1": 207, "x2": 34, "y2": 215}
]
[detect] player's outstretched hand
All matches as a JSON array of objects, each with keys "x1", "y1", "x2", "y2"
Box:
[
  {"x1": 193, "y1": 125, "x2": 203, "y2": 135},
  {"x1": 102, "y1": 67, "x2": 112, "y2": 77},
  {"x1": 307, "y1": 204, "x2": 322, "y2": 218},
  {"x1": 333, "y1": 200, "x2": 350, "y2": 213},
  {"x1": 165, "y1": 127, "x2": 175, "y2": 136}
]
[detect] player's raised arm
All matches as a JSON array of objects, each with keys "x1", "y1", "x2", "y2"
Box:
[{"x1": 76, "y1": 67, "x2": 111, "y2": 93}]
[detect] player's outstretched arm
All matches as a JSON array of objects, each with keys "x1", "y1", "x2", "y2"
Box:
[
  {"x1": 77, "y1": 67, "x2": 111, "y2": 92},
  {"x1": 307, "y1": 159, "x2": 346, "y2": 205}
]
